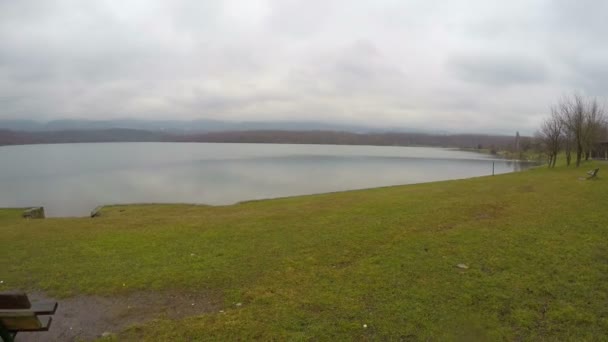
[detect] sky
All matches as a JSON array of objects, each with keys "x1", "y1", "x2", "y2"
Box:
[{"x1": 0, "y1": 0, "x2": 607, "y2": 134}]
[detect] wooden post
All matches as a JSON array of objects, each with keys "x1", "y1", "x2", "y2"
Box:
[{"x1": 492, "y1": 161, "x2": 495, "y2": 176}]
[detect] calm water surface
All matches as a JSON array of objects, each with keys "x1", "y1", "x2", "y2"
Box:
[{"x1": 0, "y1": 143, "x2": 535, "y2": 217}]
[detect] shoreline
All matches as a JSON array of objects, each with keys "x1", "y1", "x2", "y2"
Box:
[{"x1": 6, "y1": 164, "x2": 540, "y2": 219}]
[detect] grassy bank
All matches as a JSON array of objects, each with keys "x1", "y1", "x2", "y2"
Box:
[{"x1": 1, "y1": 162, "x2": 607, "y2": 340}]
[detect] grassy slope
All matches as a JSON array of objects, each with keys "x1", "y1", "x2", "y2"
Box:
[{"x1": 1, "y1": 162, "x2": 607, "y2": 340}]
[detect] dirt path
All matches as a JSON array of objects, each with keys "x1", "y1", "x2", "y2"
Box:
[{"x1": 15, "y1": 291, "x2": 222, "y2": 341}]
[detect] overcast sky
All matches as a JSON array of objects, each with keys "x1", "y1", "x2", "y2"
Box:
[{"x1": 1, "y1": 0, "x2": 606, "y2": 134}]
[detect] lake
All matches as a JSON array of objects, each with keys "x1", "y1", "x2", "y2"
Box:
[{"x1": 0, "y1": 143, "x2": 535, "y2": 217}]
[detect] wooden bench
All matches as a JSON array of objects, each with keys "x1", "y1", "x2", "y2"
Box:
[
  {"x1": 587, "y1": 168, "x2": 599, "y2": 179},
  {"x1": 0, "y1": 292, "x2": 57, "y2": 342}
]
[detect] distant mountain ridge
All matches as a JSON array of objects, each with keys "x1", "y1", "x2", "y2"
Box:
[
  {"x1": 0, "y1": 119, "x2": 387, "y2": 133},
  {"x1": 0, "y1": 118, "x2": 528, "y2": 149},
  {"x1": 0, "y1": 127, "x2": 525, "y2": 150},
  {"x1": 0, "y1": 128, "x2": 165, "y2": 146}
]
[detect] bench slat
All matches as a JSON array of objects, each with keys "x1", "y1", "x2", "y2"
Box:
[
  {"x1": 0, "y1": 292, "x2": 30, "y2": 309},
  {"x1": 30, "y1": 302, "x2": 58, "y2": 315},
  {"x1": 0, "y1": 302, "x2": 57, "y2": 318},
  {"x1": 1, "y1": 315, "x2": 52, "y2": 331},
  {"x1": 6, "y1": 316, "x2": 52, "y2": 333},
  {"x1": 587, "y1": 168, "x2": 599, "y2": 178},
  {"x1": 0, "y1": 302, "x2": 57, "y2": 319}
]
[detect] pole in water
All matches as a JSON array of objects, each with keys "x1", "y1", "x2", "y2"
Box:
[{"x1": 492, "y1": 161, "x2": 495, "y2": 176}]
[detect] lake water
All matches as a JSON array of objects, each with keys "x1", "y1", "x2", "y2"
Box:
[{"x1": 0, "y1": 143, "x2": 535, "y2": 217}]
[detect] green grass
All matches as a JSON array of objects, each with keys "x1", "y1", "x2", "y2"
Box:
[
  {"x1": 1, "y1": 162, "x2": 607, "y2": 340},
  {"x1": 0, "y1": 208, "x2": 24, "y2": 221}
]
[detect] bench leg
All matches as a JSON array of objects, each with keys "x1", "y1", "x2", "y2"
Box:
[{"x1": 0, "y1": 322, "x2": 15, "y2": 342}]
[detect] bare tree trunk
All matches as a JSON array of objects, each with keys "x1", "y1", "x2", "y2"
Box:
[
  {"x1": 539, "y1": 107, "x2": 563, "y2": 168},
  {"x1": 552, "y1": 155, "x2": 558, "y2": 167},
  {"x1": 559, "y1": 93, "x2": 587, "y2": 167}
]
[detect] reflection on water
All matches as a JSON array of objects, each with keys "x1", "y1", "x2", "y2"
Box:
[
  {"x1": 505, "y1": 159, "x2": 526, "y2": 172},
  {"x1": 0, "y1": 143, "x2": 536, "y2": 217}
]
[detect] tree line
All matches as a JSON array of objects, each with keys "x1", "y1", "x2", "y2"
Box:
[
  {"x1": 0, "y1": 128, "x2": 522, "y2": 149},
  {"x1": 537, "y1": 93, "x2": 607, "y2": 167}
]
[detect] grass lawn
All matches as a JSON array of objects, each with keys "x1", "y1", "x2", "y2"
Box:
[{"x1": 1, "y1": 161, "x2": 607, "y2": 340}]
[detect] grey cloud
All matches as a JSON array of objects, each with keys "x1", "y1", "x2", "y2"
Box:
[
  {"x1": 265, "y1": 0, "x2": 337, "y2": 37},
  {"x1": 0, "y1": 0, "x2": 607, "y2": 133},
  {"x1": 448, "y1": 54, "x2": 548, "y2": 87},
  {"x1": 556, "y1": 52, "x2": 608, "y2": 97},
  {"x1": 298, "y1": 41, "x2": 409, "y2": 96},
  {"x1": 547, "y1": 0, "x2": 608, "y2": 43}
]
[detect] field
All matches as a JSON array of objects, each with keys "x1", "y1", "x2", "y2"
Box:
[{"x1": 1, "y1": 161, "x2": 607, "y2": 340}]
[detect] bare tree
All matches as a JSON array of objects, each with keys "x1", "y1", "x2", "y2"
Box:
[
  {"x1": 538, "y1": 109, "x2": 563, "y2": 168},
  {"x1": 552, "y1": 93, "x2": 607, "y2": 166},
  {"x1": 558, "y1": 93, "x2": 587, "y2": 167},
  {"x1": 582, "y1": 98, "x2": 605, "y2": 160},
  {"x1": 562, "y1": 130, "x2": 573, "y2": 166}
]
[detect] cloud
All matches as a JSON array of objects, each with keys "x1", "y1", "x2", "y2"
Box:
[
  {"x1": 0, "y1": 0, "x2": 607, "y2": 134},
  {"x1": 448, "y1": 54, "x2": 548, "y2": 87}
]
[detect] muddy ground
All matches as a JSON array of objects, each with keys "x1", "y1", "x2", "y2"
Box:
[{"x1": 15, "y1": 291, "x2": 222, "y2": 341}]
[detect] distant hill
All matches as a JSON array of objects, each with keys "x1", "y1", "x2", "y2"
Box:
[
  {"x1": 0, "y1": 120, "x2": 47, "y2": 131},
  {"x1": 0, "y1": 128, "x2": 524, "y2": 150},
  {"x1": 0, "y1": 119, "x2": 382, "y2": 133},
  {"x1": 0, "y1": 128, "x2": 165, "y2": 146},
  {"x1": 173, "y1": 130, "x2": 520, "y2": 149}
]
